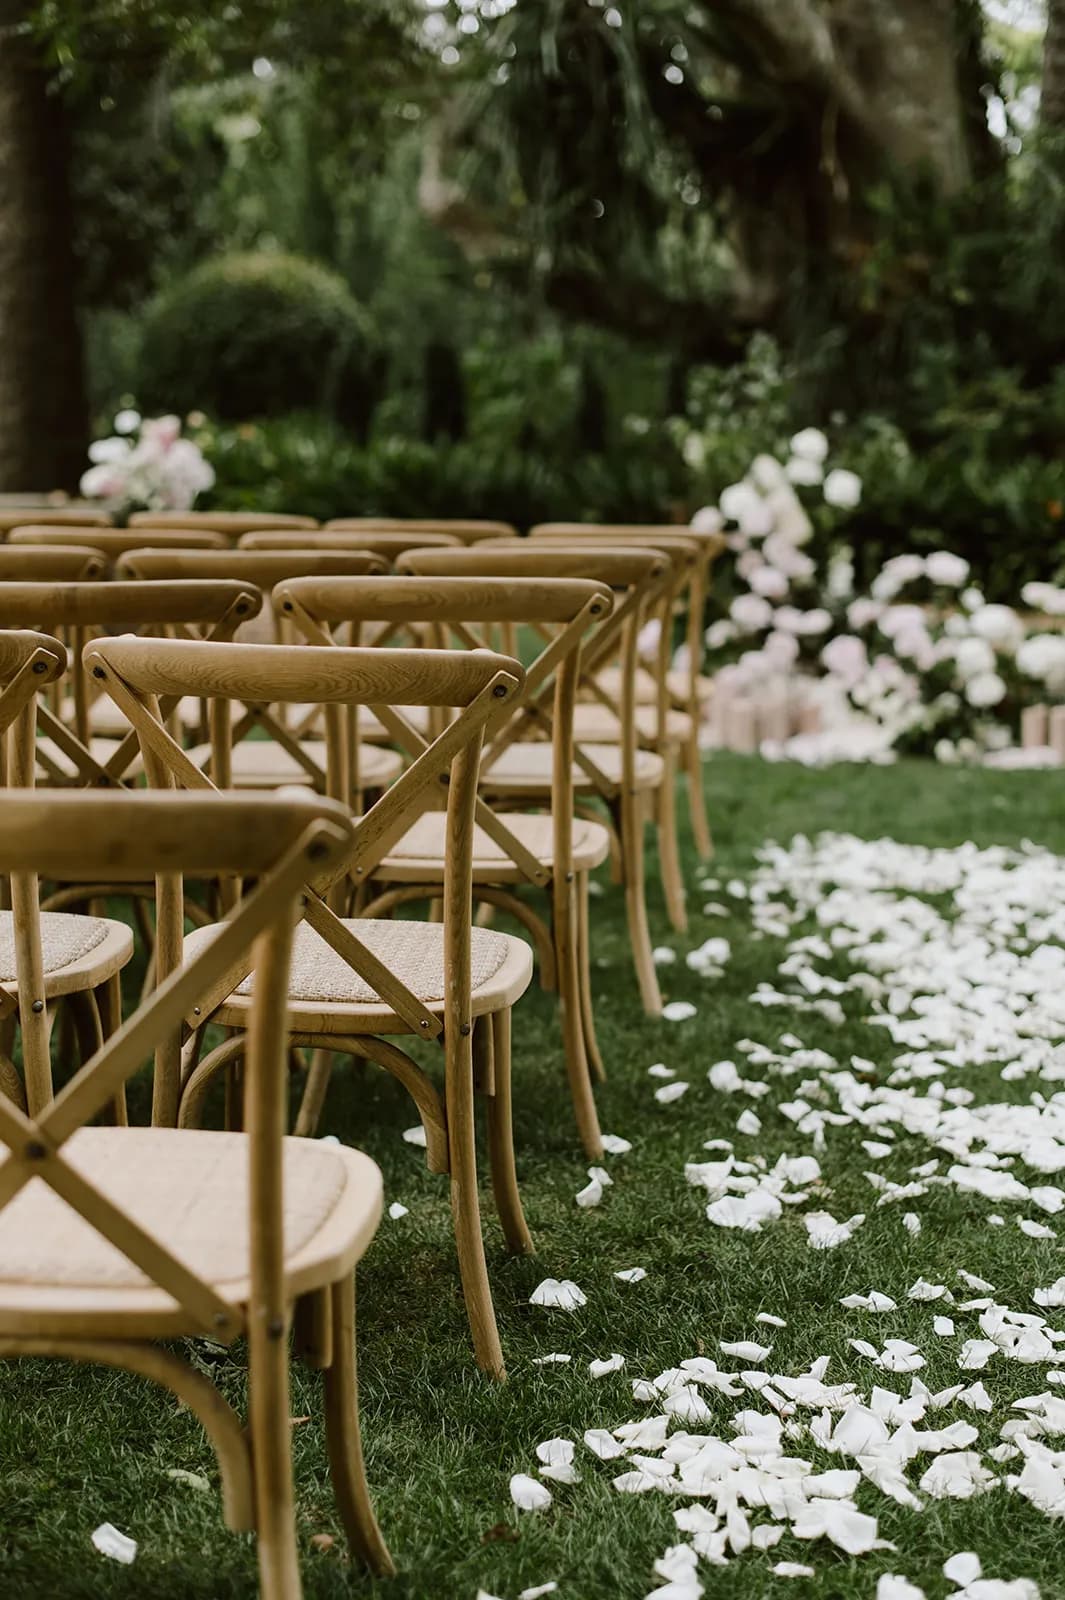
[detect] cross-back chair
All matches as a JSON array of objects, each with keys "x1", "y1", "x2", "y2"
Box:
[
  {"x1": 0, "y1": 508, "x2": 111, "y2": 533},
  {"x1": 8, "y1": 524, "x2": 229, "y2": 555},
  {"x1": 0, "y1": 632, "x2": 134, "y2": 1117},
  {"x1": 240, "y1": 528, "x2": 462, "y2": 557},
  {"x1": 396, "y1": 544, "x2": 674, "y2": 1015},
  {"x1": 530, "y1": 523, "x2": 728, "y2": 863},
  {"x1": 128, "y1": 509, "x2": 319, "y2": 537},
  {"x1": 0, "y1": 545, "x2": 108, "y2": 581},
  {"x1": 0, "y1": 580, "x2": 263, "y2": 790},
  {"x1": 325, "y1": 517, "x2": 517, "y2": 543},
  {"x1": 274, "y1": 573, "x2": 614, "y2": 1158},
  {"x1": 0, "y1": 787, "x2": 393, "y2": 1596},
  {"x1": 87, "y1": 636, "x2": 534, "y2": 1377}
]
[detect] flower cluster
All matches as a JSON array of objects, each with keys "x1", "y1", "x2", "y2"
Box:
[
  {"x1": 693, "y1": 432, "x2": 1065, "y2": 762},
  {"x1": 80, "y1": 411, "x2": 215, "y2": 512}
]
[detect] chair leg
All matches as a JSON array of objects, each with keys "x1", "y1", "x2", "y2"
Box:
[
  {"x1": 294, "y1": 1047, "x2": 333, "y2": 1137},
  {"x1": 322, "y1": 1275, "x2": 395, "y2": 1576},
  {"x1": 445, "y1": 1017, "x2": 506, "y2": 1378},
  {"x1": 686, "y1": 734, "x2": 713, "y2": 861},
  {"x1": 619, "y1": 796, "x2": 663, "y2": 1016},
  {"x1": 247, "y1": 1309, "x2": 303, "y2": 1600},
  {"x1": 484, "y1": 1008, "x2": 533, "y2": 1254},
  {"x1": 576, "y1": 871, "x2": 606, "y2": 1083},
  {"x1": 658, "y1": 746, "x2": 687, "y2": 934},
  {"x1": 554, "y1": 879, "x2": 604, "y2": 1161}
]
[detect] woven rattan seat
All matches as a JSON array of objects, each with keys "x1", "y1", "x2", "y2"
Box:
[
  {"x1": 482, "y1": 740, "x2": 664, "y2": 792},
  {"x1": 572, "y1": 701, "x2": 692, "y2": 743},
  {"x1": 375, "y1": 812, "x2": 611, "y2": 882},
  {"x1": 0, "y1": 911, "x2": 109, "y2": 980},
  {"x1": 185, "y1": 738, "x2": 402, "y2": 789},
  {"x1": 0, "y1": 1126, "x2": 360, "y2": 1290}
]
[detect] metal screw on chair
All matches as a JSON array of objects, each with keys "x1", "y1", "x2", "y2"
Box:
[
  {"x1": 92, "y1": 667, "x2": 106, "y2": 679},
  {"x1": 24, "y1": 1140, "x2": 46, "y2": 1160},
  {"x1": 32, "y1": 660, "x2": 48, "y2": 674},
  {"x1": 31, "y1": 1000, "x2": 44, "y2": 1014}
]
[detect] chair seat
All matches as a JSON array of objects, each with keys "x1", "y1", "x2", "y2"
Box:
[
  {"x1": 35, "y1": 735, "x2": 143, "y2": 784},
  {"x1": 185, "y1": 916, "x2": 534, "y2": 1034},
  {"x1": 0, "y1": 912, "x2": 132, "y2": 998},
  {"x1": 61, "y1": 695, "x2": 203, "y2": 739},
  {"x1": 481, "y1": 741, "x2": 664, "y2": 794},
  {"x1": 572, "y1": 702, "x2": 691, "y2": 744},
  {"x1": 593, "y1": 667, "x2": 714, "y2": 707},
  {"x1": 0, "y1": 1127, "x2": 382, "y2": 1337},
  {"x1": 185, "y1": 739, "x2": 403, "y2": 790},
  {"x1": 357, "y1": 704, "x2": 431, "y2": 741},
  {"x1": 373, "y1": 811, "x2": 612, "y2": 883}
]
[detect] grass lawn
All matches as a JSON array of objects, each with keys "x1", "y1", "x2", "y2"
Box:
[{"x1": 3, "y1": 754, "x2": 1065, "y2": 1600}]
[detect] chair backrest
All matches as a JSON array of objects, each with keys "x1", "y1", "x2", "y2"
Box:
[
  {"x1": 274, "y1": 574, "x2": 613, "y2": 887},
  {"x1": 86, "y1": 637, "x2": 525, "y2": 1122},
  {"x1": 116, "y1": 549, "x2": 388, "y2": 585},
  {"x1": 8, "y1": 526, "x2": 228, "y2": 553},
  {"x1": 128, "y1": 510, "x2": 318, "y2": 536},
  {"x1": 239, "y1": 529, "x2": 462, "y2": 556},
  {"x1": 0, "y1": 581, "x2": 263, "y2": 789},
  {"x1": 0, "y1": 546, "x2": 108, "y2": 581},
  {"x1": 0, "y1": 787, "x2": 353, "y2": 1341},
  {"x1": 0, "y1": 508, "x2": 111, "y2": 533},
  {"x1": 396, "y1": 544, "x2": 672, "y2": 778},
  {"x1": 325, "y1": 518, "x2": 516, "y2": 543}
]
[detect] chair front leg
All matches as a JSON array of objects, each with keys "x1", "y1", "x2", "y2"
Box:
[{"x1": 445, "y1": 1014, "x2": 505, "y2": 1377}]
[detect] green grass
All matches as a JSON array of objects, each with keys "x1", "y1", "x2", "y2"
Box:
[{"x1": 4, "y1": 754, "x2": 1065, "y2": 1600}]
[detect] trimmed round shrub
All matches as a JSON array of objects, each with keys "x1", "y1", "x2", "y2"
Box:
[{"x1": 137, "y1": 253, "x2": 376, "y2": 429}]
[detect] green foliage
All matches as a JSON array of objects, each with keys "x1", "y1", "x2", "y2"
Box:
[{"x1": 137, "y1": 252, "x2": 377, "y2": 429}]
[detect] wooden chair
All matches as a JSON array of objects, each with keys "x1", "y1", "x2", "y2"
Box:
[
  {"x1": 240, "y1": 529, "x2": 462, "y2": 557},
  {"x1": 0, "y1": 787, "x2": 393, "y2": 1595},
  {"x1": 128, "y1": 510, "x2": 319, "y2": 537},
  {"x1": 397, "y1": 544, "x2": 673, "y2": 1014},
  {"x1": 87, "y1": 637, "x2": 534, "y2": 1377},
  {"x1": 8, "y1": 525, "x2": 228, "y2": 554},
  {"x1": 113, "y1": 550, "x2": 402, "y2": 795},
  {"x1": 275, "y1": 573, "x2": 613, "y2": 1158},
  {"x1": 325, "y1": 518, "x2": 517, "y2": 543},
  {"x1": 0, "y1": 632, "x2": 134, "y2": 1116},
  {"x1": 530, "y1": 524, "x2": 728, "y2": 863},
  {"x1": 0, "y1": 507, "x2": 111, "y2": 533},
  {"x1": 0, "y1": 546, "x2": 108, "y2": 581},
  {"x1": 0, "y1": 580, "x2": 264, "y2": 790}
]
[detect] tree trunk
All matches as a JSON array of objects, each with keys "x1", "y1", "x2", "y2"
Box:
[
  {"x1": 0, "y1": 5, "x2": 88, "y2": 491},
  {"x1": 1043, "y1": 0, "x2": 1065, "y2": 131}
]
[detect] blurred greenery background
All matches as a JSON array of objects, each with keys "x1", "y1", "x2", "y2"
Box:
[{"x1": 4, "y1": 1, "x2": 1065, "y2": 588}]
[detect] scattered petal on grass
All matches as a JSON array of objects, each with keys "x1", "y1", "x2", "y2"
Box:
[
  {"x1": 648, "y1": 1063, "x2": 676, "y2": 1079},
  {"x1": 600, "y1": 1134, "x2": 632, "y2": 1155},
  {"x1": 919, "y1": 1452, "x2": 997, "y2": 1499},
  {"x1": 805, "y1": 1210, "x2": 865, "y2": 1249},
  {"x1": 510, "y1": 1474, "x2": 552, "y2": 1511},
  {"x1": 719, "y1": 1340, "x2": 771, "y2": 1363},
  {"x1": 655, "y1": 1081, "x2": 690, "y2": 1104},
  {"x1": 736, "y1": 1109, "x2": 761, "y2": 1136},
  {"x1": 589, "y1": 1354, "x2": 626, "y2": 1379},
  {"x1": 530, "y1": 1279, "x2": 586, "y2": 1311},
  {"x1": 576, "y1": 1176, "x2": 605, "y2": 1208},
  {"x1": 774, "y1": 1563, "x2": 815, "y2": 1579},
  {"x1": 519, "y1": 1585, "x2": 559, "y2": 1600},
  {"x1": 165, "y1": 1469, "x2": 209, "y2": 1492},
  {"x1": 652, "y1": 947, "x2": 677, "y2": 966},
  {"x1": 387, "y1": 1202, "x2": 408, "y2": 1220},
  {"x1": 401, "y1": 1125, "x2": 427, "y2": 1148},
  {"x1": 934, "y1": 1317, "x2": 957, "y2": 1337},
  {"x1": 757, "y1": 1312, "x2": 787, "y2": 1327},
  {"x1": 584, "y1": 1428, "x2": 626, "y2": 1460},
  {"x1": 615, "y1": 1267, "x2": 647, "y2": 1283},
  {"x1": 91, "y1": 1524, "x2": 137, "y2": 1565},
  {"x1": 903, "y1": 1212, "x2": 922, "y2": 1235},
  {"x1": 878, "y1": 1578, "x2": 927, "y2": 1600},
  {"x1": 944, "y1": 1553, "x2": 983, "y2": 1586},
  {"x1": 662, "y1": 1001, "x2": 697, "y2": 1022},
  {"x1": 840, "y1": 1291, "x2": 898, "y2": 1312},
  {"x1": 531, "y1": 1352, "x2": 571, "y2": 1365}
]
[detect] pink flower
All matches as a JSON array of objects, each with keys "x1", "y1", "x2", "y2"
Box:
[
  {"x1": 735, "y1": 549, "x2": 762, "y2": 579},
  {"x1": 847, "y1": 598, "x2": 883, "y2": 630},
  {"x1": 878, "y1": 604, "x2": 926, "y2": 640},
  {"x1": 764, "y1": 630, "x2": 800, "y2": 669},
  {"x1": 139, "y1": 414, "x2": 182, "y2": 450},
  {"x1": 821, "y1": 634, "x2": 868, "y2": 686},
  {"x1": 749, "y1": 564, "x2": 789, "y2": 600}
]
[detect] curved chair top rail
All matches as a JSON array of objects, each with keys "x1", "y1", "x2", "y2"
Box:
[
  {"x1": 127, "y1": 510, "x2": 319, "y2": 534},
  {"x1": 0, "y1": 508, "x2": 112, "y2": 532},
  {"x1": 8, "y1": 526, "x2": 228, "y2": 553},
  {"x1": 274, "y1": 574, "x2": 613, "y2": 627},
  {"x1": 87, "y1": 636, "x2": 524, "y2": 710},
  {"x1": 0, "y1": 629, "x2": 67, "y2": 685},
  {"x1": 116, "y1": 549, "x2": 389, "y2": 583},
  {"x1": 0, "y1": 787, "x2": 351, "y2": 881},
  {"x1": 395, "y1": 544, "x2": 669, "y2": 588},
  {"x1": 0, "y1": 546, "x2": 108, "y2": 580},
  {"x1": 324, "y1": 518, "x2": 517, "y2": 542},
  {"x1": 528, "y1": 523, "x2": 728, "y2": 559},
  {"x1": 238, "y1": 529, "x2": 462, "y2": 553},
  {"x1": 0, "y1": 579, "x2": 263, "y2": 629}
]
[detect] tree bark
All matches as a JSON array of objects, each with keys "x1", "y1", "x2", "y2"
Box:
[
  {"x1": 1043, "y1": 0, "x2": 1065, "y2": 131},
  {"x1": 0, "y1": 5, "x2": 88, "y2": 491}
]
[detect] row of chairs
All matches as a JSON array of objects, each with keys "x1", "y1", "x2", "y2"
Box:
[{"x1": 0, "y1": 517, "x2": 723, "y2": 1596}]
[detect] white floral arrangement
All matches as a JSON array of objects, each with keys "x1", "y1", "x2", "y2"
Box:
[
  {"x1": 692, "y1": 429, "x2": 1065, "y2": 764},
  {"x1": 80, "y1": 410, "x2": 215, "y2": 513}
]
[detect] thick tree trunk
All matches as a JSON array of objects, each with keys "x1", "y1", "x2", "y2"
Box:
[
  {"x1": 0, "y1": 5, "x2": 88, "y2": 491},
  {"x1": 1043, "y1": 0, "x2": 1065, "y2": 131}
]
